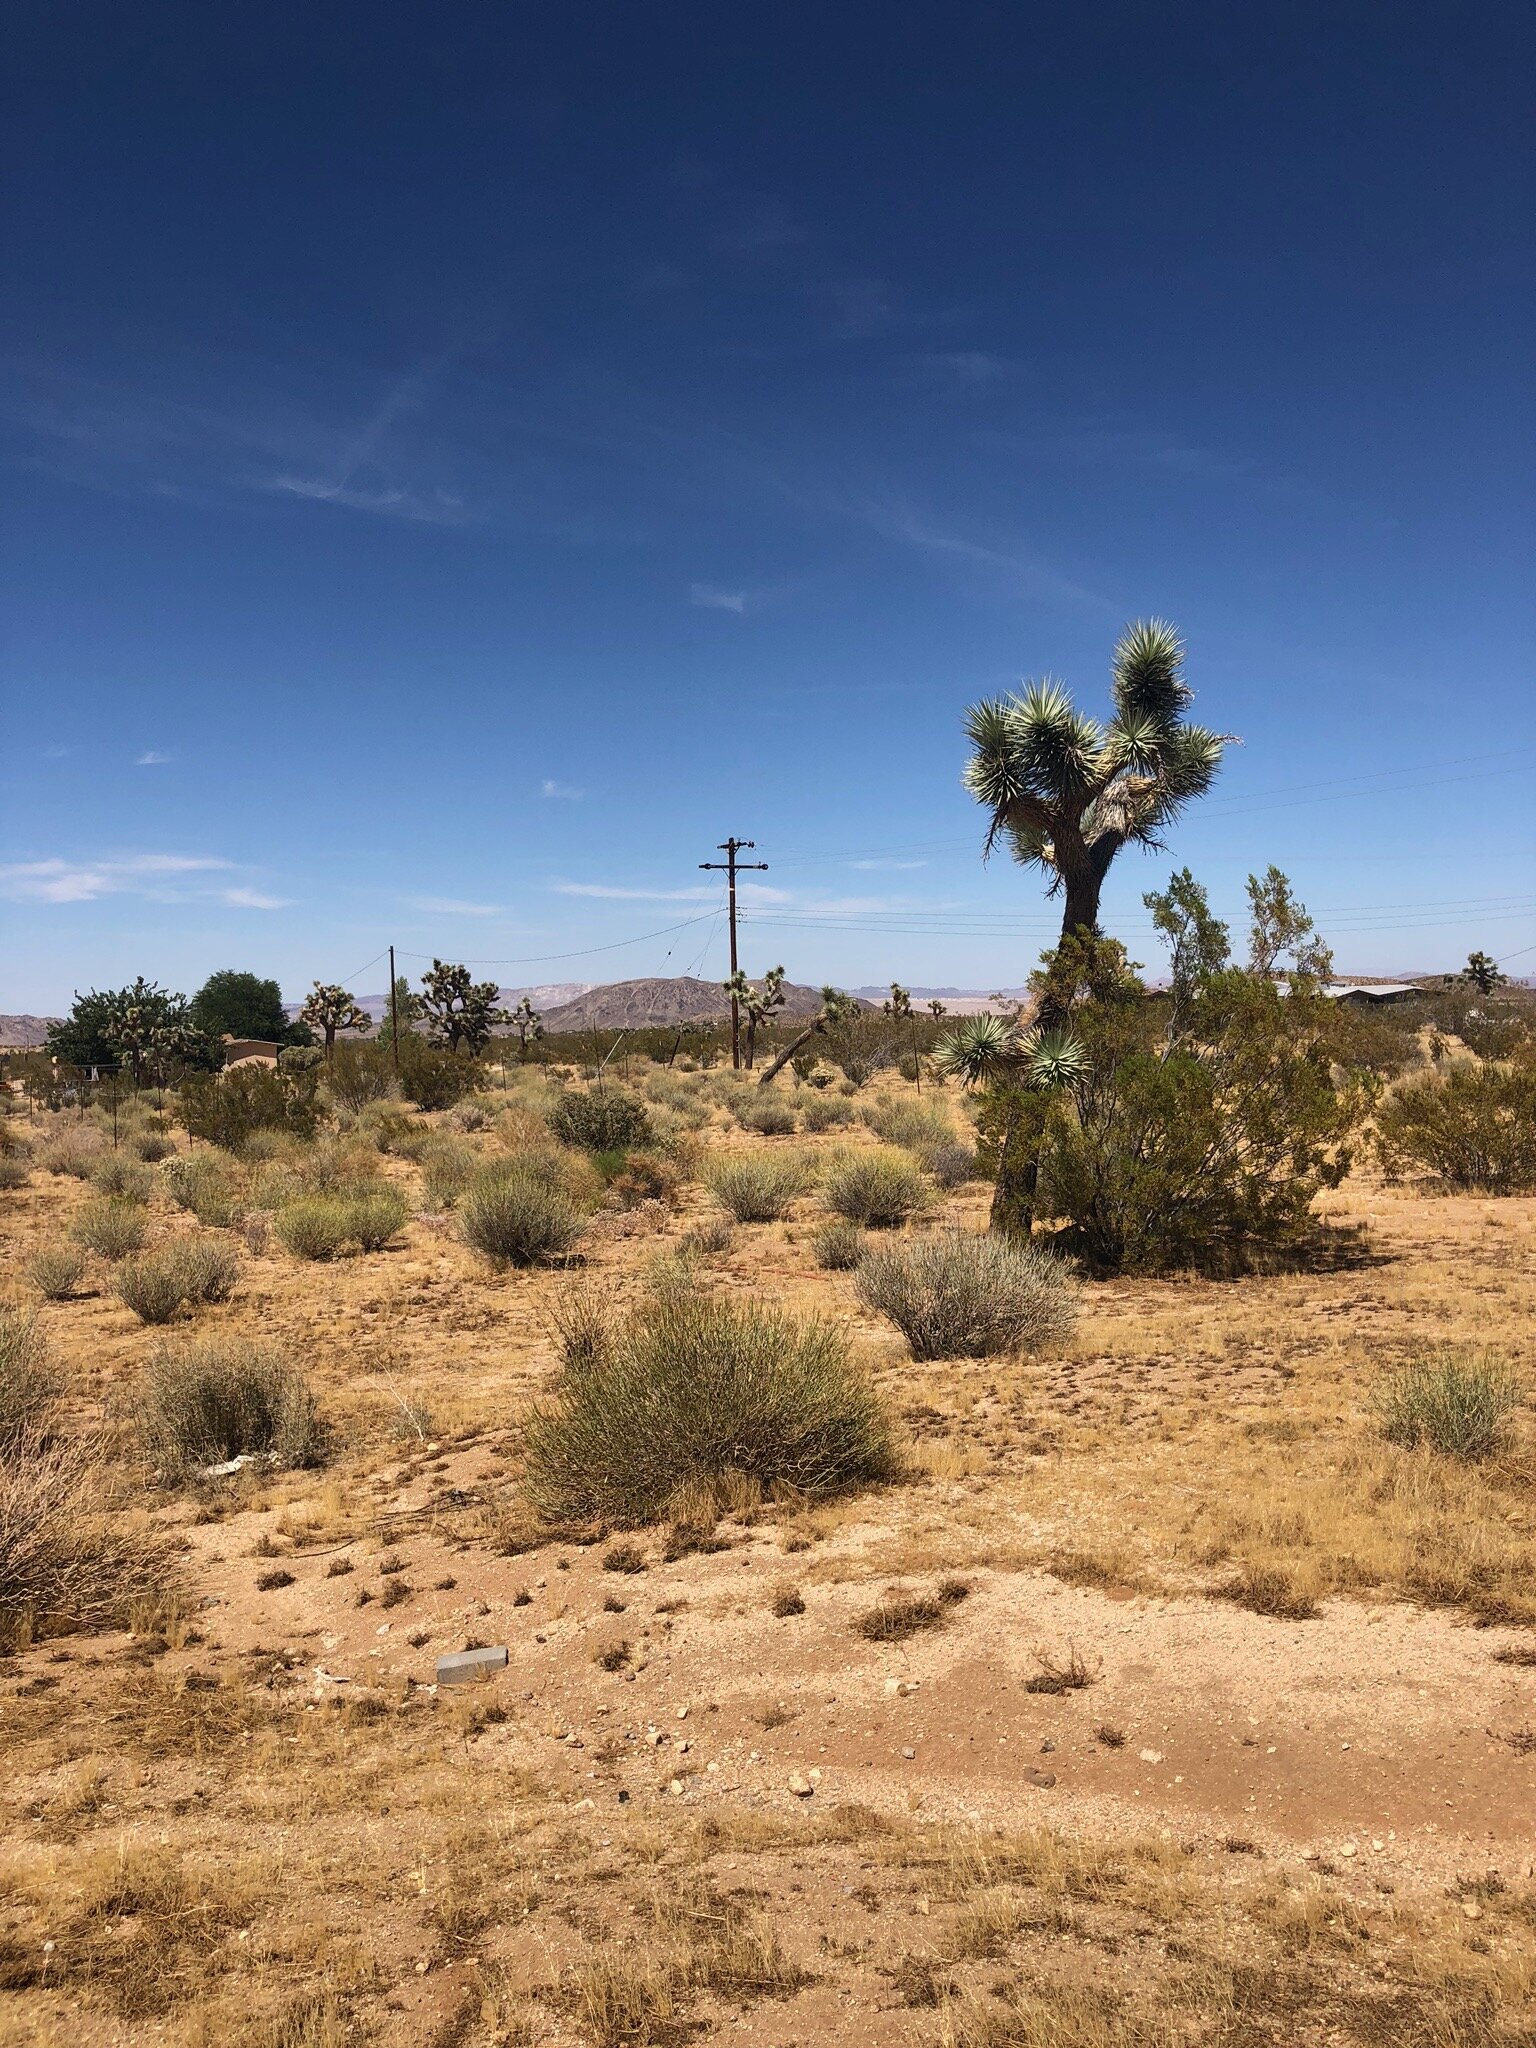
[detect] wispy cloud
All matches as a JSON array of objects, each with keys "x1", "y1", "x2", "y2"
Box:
[
  {"x1": 851, "y1": 858, "x2": 928, "y2": 871},
  {"x1": 221, "y1": 886, "x2": 291, "y2": 910},
  {"x1": 689, "y1": 583, "x2": 747, "y2": 613},
  {"x1": 407, "y1": 894, "x2": 502, "y2": 917},
  {"x1": 136, "y1": 750, "x2": 172, "y2": 766},
  {"x1": 0, "y1": 854, "x2": 231, "y2": 904},
  {"x1": 540, "y1": 779, "x2": 583, "y2": 800},
  {"x1": 906, "y1": 351, "x2": 1018, "y2": 388},
  {"x1": 848, "y1": 495, "x2": 1106, "y2": 611},
  {"x1": 553, "y1": 880, "x2": 790, "y2": 907}
]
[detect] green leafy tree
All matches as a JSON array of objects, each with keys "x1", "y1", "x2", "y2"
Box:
[
  {"x1": 726, "y1": 965, "x2": 787, "y2": 1070},
  {"x1": 191, "y1": 969, "x2": 311, "y2": 1049},
  {"x1": 299, "y1": 982, "x2": 373, "y2": 1055},
  {"x1": 47, "y1": 979, "x2": 202, "y2": 1076},
  {"x1": 757, "y1": 988, "x2": 861, "y2": 1086},
  {"x1": 1245, "y1": 865, "x2": 1333, "y2": 981},
  {"x1": 964, "y1": 620, "x2": 1231, "y2": 1022},
  {"x1": 419, "y1": 959, "x2": 508, "y2": 1056},
  {"x1": 1459, "y1": 950, "x2": 1507, "y2": 997},
  {"x1": 178, "y1": 1065, "x2": 321, "y2": 1150}
]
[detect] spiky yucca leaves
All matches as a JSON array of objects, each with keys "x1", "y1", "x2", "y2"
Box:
[
  {"x1": 933, "y1": 1015, "x2": 1089, "y2": 1094},
  {"x1": 964, "y1": 621, "x2": 1230, "y2": 951}
]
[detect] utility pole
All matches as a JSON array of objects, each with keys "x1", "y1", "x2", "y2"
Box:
[
  {"x1": 700, "y1": 837, "x2": 768, "y2": 1069},
  {"x1": 388, "y1": 945, "x2": 400, "y2": 1075}
]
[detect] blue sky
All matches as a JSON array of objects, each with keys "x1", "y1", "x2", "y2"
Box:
[{"x1": 3, "y1": 2, "x2": 1532, "y2": 1012}]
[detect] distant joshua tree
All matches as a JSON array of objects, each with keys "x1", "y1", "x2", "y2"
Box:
[
  {"x1": 757, "y1": 987, "x2": 862, "y2": 1087},
  {"x1": 300, "y1": 982, "x2": 372, "y2": 1055},
  {"x1": 725, "y1": 965, "x2": 787, "y2": 1070},
  {"x1": 963, "y1": 620, "x2": 1231, "y2": 1022},
  {"x1": 418, "y1": 959, "x2": 508, "y2": 1057},
  {"x1": 1459, "y1": 950, "x2": 1507, "y2": 996},
  {"x1": 508, "y1": 995, "x2": 544, "y2": 1061}
]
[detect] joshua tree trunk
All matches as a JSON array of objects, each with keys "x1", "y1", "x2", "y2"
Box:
[{"x1": 757, "y1": 1021, "x2": 816, "y2": 1086}]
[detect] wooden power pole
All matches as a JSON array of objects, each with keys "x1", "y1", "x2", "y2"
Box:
[
  {"x1": 388, "y1": 945, "x2": 400, "y2": 1075},
  {"x1": 699, "y1": 837, "x2": 768, "y2": 1069}
]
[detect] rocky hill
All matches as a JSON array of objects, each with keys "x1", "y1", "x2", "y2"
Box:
[
  {"x1": 0, "y1": 1016, "x2": 58, "y2": 1049},
  {"x1": 539, "y1": 976, "x2": 859, "y2": 1031}
]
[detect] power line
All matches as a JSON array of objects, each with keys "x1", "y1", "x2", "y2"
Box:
[{"x1": 391, "y1": 911, "x2": 719, "y2": 969}]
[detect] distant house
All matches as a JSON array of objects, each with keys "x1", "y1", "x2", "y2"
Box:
[
  {"x1": 221, "y1": 1035, "x2": 280, "y2": 1067},
  {"x1": 1318, "y1": 981, "x2": 1421, "y2": 1006}
]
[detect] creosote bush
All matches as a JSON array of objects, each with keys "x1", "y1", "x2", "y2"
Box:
[
  {"x1": 137, "y1": 1339, "x2": 325, "y2": 1479},
  {"x1": 39, "y1": 1129, "x2": 104, "y2": 1178},
  {"x1": 522, "y1": 1277, "x2": 899, "y2": 1526},
  {"x1": 856, "y1": 1229, "x2": 1077, "y2": 1360},
  {"x1": 177, "y1": 1064, "x2": 320, "y2": 1152},
  {"x1": 799, "y1": 1092, "x2": 856, "y2": 1132},
  {"x1": 88, "y1": 1154, "x2": 153, "y2": 1203},
  {"x1": 704, "y1": 1150, "x2": 813, "y2": 1223},
  {"x1": 273, "y1": 1188, "x2": 409, "y2": 1260},
  {"x1": 821, "y1": 1146, "x2": 932, "y2": 1228},
  {"x1": 1375, "y1": 1063, "x2": 1536, "y2": 1194},
  {"x1": 114, "y1": 1239, "x2": 240, "y2": 1325},
  {"x1": 0, "y1": 1309, "x2": 60, "y2": 1454},
  {"x1": 1373, "y1": 1347, "x2": 1522, "y2": 1461},
  {"x1": 549, "y1": 1086, "x2": 652, "y2": 1153},
  {"x1": 810, "y1": 1219, "x2": 864, "y2": 1271},
  {"x1": 70, "y1": 1197, "x2": 148, "y2": 1261},
  {"x1": 459, "y1": 1160, "x2": 589, "y2": 1268},
  {"x1": 733, "y1": 1094, "x2": 798, "y2": 1137},
  {"x1": 0, "y1": 1157, "x2": 30, "y2": 1190},
  {"x1": 27, "y1": 1246, "x2": 87, "y2": 1302}
]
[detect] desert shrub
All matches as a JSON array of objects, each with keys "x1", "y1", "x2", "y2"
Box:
[
  {"x1": 1, "y1": 1433, "x2": 170, "y2": 1649},
  {"x1": 547, "y1": 1285, "x2": 614, "y2": 1379},
  {"x1": 734, "y1": 1094, "x2": 798, "y2": 1137},
  {"x1": 522, "y1": 1279, "x2": 899, "y2": 1525},
  {"x1": 704, "y1": 1150, "x2": 813, "y2": 1223},
  {"x1": 549, "y1": 1086, "x2": 652, "y2": 1152},
  {"x1": 70, "y1": 1197, "x2": 148, "y2": 1261},
  {"x1": 27, "y1": 1246, "x2": 87, "y2": 1301},
  {"x1": 130, "y1": 1128, "x2": 176, "y2": 1163},
  {"x1": 395, "y1": 1034, "x2": 477, "y2": 1111},
  {"x1": 177, "y1": 1065, "x2": 321, "y2": 1151},
  {"x1": 860, "y1": 1096, "x2": 955, "y2": 1150},
  {"x1": 114, "y1": 1240, "x2": 240, "y2": 1324},
  {"x1": 800, "y1": 1092, "x2": 856, "y2": 1132},
  {"x1": 420, "y1": 1137, "x2": 480, "y2": 1210},
  {"x1": 1375, "y1": 1064, "x2": 1536, "y2": 1194},
  {"x1": 324, "y1": 1039, "x2": 396, "y2": 1113},
  {"x1": 88, "y1": 1153, "x2": 153, "y2": 1203},
  {"x1": 448, "y1": 1099, "x2": 495, "y2": 1133},
  {"x1": 681, "y1": 1213, "x2": 735, "y2": 1257},
  {"x1": 295, "y1": 1137, "x2": 382, "y2": 1195},
  {"x1": 1373, "y1": 1347, "x2": 1522, "y2": 1460},
  {"x1": 810, "y1": 1219, "x2": 864, "y2": 1270},
  {"x1": 0, "y1": 1309, "x2": 60, "y2": 1454},
  {"x1": 274, "y1": 1189, "x2": 407, "y2": 1259},
  {"x1": 915, "y1": 1138, "x2": 978, "y2": 1189},
  {"x1": 607, "y1": 1150, "x2": 683, "y2": 1210},
  {"x1": 856, "y1": 1229, "x2": 1077, "y2": 1360},
  {"x1": 162, "y1": 1152, "x2": 241, "y2": 1227},
  {"x1": 822, "y1": 1147, "x2": 931, "y2": 1229},
  {"x1": 39, "y1": 1128, "x2": 104, "y2": 1178},
  {"x1": 137, "y1": 1340, "x2": 324, "y2": 1478},
  {"x1": 0, "y1": 1156, "x2": 29, "y2": 1190},
  {"x1": 460, "y1": 1161, "x2": 589, "y2": 1267}
]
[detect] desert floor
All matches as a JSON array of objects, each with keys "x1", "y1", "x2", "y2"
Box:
[{"x1": 1, "y1": 1076, "x2": 1533, "y2": 2047}]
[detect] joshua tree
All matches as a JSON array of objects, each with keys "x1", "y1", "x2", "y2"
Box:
[
  {"x1": 756, "y1": 987, "x2": 862, "y2": 1087},
  {"x1": 102, "y1": 980, "x2": 203, "y2": 1085},
  {"x1": 508, "y1": 995, "x2": 544, "y2": 1061},
  {"x1": 1459, "y1": 950, "x2": 1507, "y2": 996},
  {"x1": 964, "y1": 620, "x2": 1231, "y2": 1021},
  {"x1": 883, "y1": 983, "x2": 911, "y2": 1018},
  {"x1": 300, "y1": 982, "x2": 373, "y2": 1055},
  {"x1": 927, "y1": 997, "x2": 947, "y2": 1021},
  {"x1": 419, "y1": 959, "x2": 508, "y2": 1057},
  {"x1": 726, "y1": 965, "x2": 787, "y2": 1070}
]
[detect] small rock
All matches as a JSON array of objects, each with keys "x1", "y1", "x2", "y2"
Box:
[
  {"x1": 1040, "y1": 1738, "x2": 1056, "y2": 1753},
  {"x1": 901, "y1": 1746, "x2": 916, "y2": 1760},
  {"x1": 1139, "y1": 1749, "x2": 1163, "y2": 1765},
  {"x1": 1462, "y1": 1902, "x2": 1481, "y2": 1920},
  {"x1": 1339, "y1": 1843, "x2": 1357, "y2": 1858},
  {"x1": 668, "y1": 1778, "x2": 685, "y2": 1797},
  {"x1": 676, "y1": 1704, "x2": 689, "y2": 1720},
  {"x1": 1024, "y1": 1767, "x2": 1057, "y2": 1789},
  {"x1": 787, "y1": 1773, "x2": 813, "y2": 1797}
]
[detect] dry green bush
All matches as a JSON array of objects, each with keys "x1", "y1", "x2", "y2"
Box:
[
  {"x1": 704, "y1": 1149, "x2": 814, "y2": 1222},
  {"x1": 129, "y1": 1129, "x2": 175, "y2": 1162},
  {"x1": 419, "y1": 1136, "x2": 480, "y2": 1210},
  {"x1": 1376, "y1": 1063, "x2": 1536, "y2": 1193},
  {"x1": 811, "y1": 1218, "x2": 864, "y2": 1270},
  {"x1": 460, "y1": 1157, "x2": 590, "y2": 1267},
  {"x1": 114, "y1": 1239, "x2": 240, "y2": 1324},
  {"x1": 915, "y1": 1137, "x2": 979, "y2": 1188},
  {"x1": 89, "y1": 1153, "x2": 153, "y2": 1203},
  {"x1": 137, "y1": 1340, "x2": 324, "y2": 1479},
  {"x1": 39, "y1": 1128, "x2": 104, "y2": 1178},
  {"x1": 0, "y1": 1308, "x2": 60, "y2": 1454},
  {"x1": 800, "y1": 1092, "x2": 856, "y2": 1131},
  {"x1": 856, "y1": 1229, "x2": 1078, "y2": 1360},
  {"x1": 734, "y1": 1094, "x2": 798, "y2": 1137},
  {"x1": 549, "y1": 1085, "x2": 653, "y2": 1152},
  {"x1": 822, "y1": 1146, "x2": 932, "y2": 1228},
  {"x1": 1, "y1": 1432, "x2": 170, "y2": 1648},
  {"x1": 27, "y1": 1245, "x2": 87, "y2": 1301},
  {"x1": 162, "y1": 1153, "x2": 242, "y2": 1227},
  {"x1": 860, "y1": 1095, "x2": 956, "y2": 1150},
  {"x1": 1373, "y1": 1347, "x2": 1523, "y2": 1461},
  {"x1": 0, "y1": 1156, "x2": 29, "y2": 1190},
  {"x1": 523, "y1": 1277, "x2": 899, "y2": 1525},
  {"x1": 273, "y1": 1187, "x2": 408, "y2": 1259},
  {"x1": 70, "y1": 1196, "x2": 148, "y2": 1261}
]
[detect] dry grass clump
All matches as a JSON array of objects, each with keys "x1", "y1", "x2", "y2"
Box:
[
  {"x1": 27, "y1": 1244, "x2": 88, "y2": 1301},
  {"x1": 854, "y1": 1577, "x2": 969, "y2": 1641},
  {"x1": 800, "y1": 1091, "x2": 856, "y2": 1131},
  {"x1": 734, "y1": 1093, "x2": 798, "y2": 1137},
  {"x1": 130, "y1": 1128, "x2": 176, "y2": 1162},
  {"x1": 38, "y1": 1126, "x2": 105, "y2": 1177},
  {"x1": 419, "y1": 1135, "x2": 479, "y2": 1209},
  {"x1": 522, "y1": 1277, "x2": 899, "y2": 1525},
  {"x1": 914, "y1": 1137, "x2": 979, "y2": 1189},
  {"x1": 811, "y1": 1218, "x2": 865, "y2": 1270},
  {"x1": 88, "y1": 1152, "x2": 153, "y2": 1202},
  {"x1": 0, "y1": 1307, "x2": 60, "y2": 1453},
  {"x1": 860, "y1": 1095, "x2": 956, "y2": 1150},
  {"x1": 0, "y1": 1154, "x2": 30, "y2": 1189},
  {"x1": 136, "y1": 1339, "x2": 325, "y2": 1480},
  {"x1": 114, "y1": 1239, "x2": 240, "y2": 1324},
  {"x1": 856, "y1": 1229, "x2": 1078, "y2": 1360},
  {"x1": 273, "y1": 1187, "x2": 408, "y2": 1260},
  {"x1": 459, "y1": 1156, "x2": 590, "y2": 1267},
  {"x1": 70, "y1": 1195, "x2": 148, "y2": 1260},
  {"x1": 1372, "y1": 1346, "x2": 1522, "y2": 1460},
  {"x1": 162, "y1": 1152, "x2": 242, "y2": 1227},
  {"x1": 0, "y1": 1432, "x2": 171, "y2": 1649},
  {"x1": 822, "y1": 1146, "x2": 932, "y2": 1228},
  {"x1": 704, "y1": 1149, "x2": 814, "y2": 1222}
]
